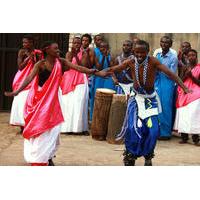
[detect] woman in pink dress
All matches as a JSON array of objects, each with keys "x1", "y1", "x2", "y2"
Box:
[
  {"x1": 5, "y1": 41, "x2": 108, "y2": 166},
  {"x1": 174, "y1": 49, "x2": 200, "y2": 146}
]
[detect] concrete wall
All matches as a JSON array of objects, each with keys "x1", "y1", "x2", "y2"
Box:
[{"x1": 103, "y1": 33, "x2": 200, "y2": 58}]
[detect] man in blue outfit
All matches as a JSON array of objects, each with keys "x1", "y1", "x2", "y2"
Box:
[
  {"x1": 107, "y1": 40, "x2": 190, "y2": 166},
  {"x1": 154, "y1": 36, "x2": 178, "y2": 140},
  {"x1": 90, "y1": 38, "x2": 116, "y2": 120}
]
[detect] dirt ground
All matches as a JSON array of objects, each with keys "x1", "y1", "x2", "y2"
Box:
[{"x1": 0, "y1": 112, "x2": 200, "y2": 166}]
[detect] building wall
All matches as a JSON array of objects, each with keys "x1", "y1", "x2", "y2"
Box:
[{"x1": 103, "y1": 33, "x2": 200, "y2": 58}]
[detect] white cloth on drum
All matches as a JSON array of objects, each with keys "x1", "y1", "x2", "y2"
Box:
[
  {"x1": 10, "y1": 90, "x2": 29, "y2": 126},
  {"x1": 60, "y1": 74, "x2": 88, "y2": 133},
  {"x1": 174, "y1": 99, "x2": 200, "y2": 134},
  {"x1": 24, "y1": 124, "x2": 61, "y2": 163}
]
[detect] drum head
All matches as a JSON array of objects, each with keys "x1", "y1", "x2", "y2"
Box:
[{"x1": 96, "y1": 88, "x2": 116, "y2": 94}]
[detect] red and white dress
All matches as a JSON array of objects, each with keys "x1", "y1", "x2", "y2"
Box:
[
  {"x1": 23, "y1": 59, "x2": 64, "y2": 165},
  {"x1": 174, "y1": 64, "x2": 200, "y2": 134},
  {"x1": 10, "y1": 50, "x2": 43, "y2": 126},
  {"x1": 60, "y1": 50, "x2": 89, "y2": 133}
]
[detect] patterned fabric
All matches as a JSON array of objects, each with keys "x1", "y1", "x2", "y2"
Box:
[{"x1": 116, "y1": 91, "x2": 160, "y2": 157}]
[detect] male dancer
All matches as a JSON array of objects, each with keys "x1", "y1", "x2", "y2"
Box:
[{"x1": 107, "y1": 40, "x2": 190, "y2": 166}]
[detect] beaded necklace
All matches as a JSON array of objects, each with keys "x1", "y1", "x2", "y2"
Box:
[{"x1": 134, "y1": 55, "x2": 149, "y2": 89}]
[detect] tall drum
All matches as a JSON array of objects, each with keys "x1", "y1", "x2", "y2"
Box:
[
  {"x1": 91, "y1": 88, "x2": 116, "y2": 140},
  {"x1": 107, "y1": 94, "x2": 127, "y2": 144}
]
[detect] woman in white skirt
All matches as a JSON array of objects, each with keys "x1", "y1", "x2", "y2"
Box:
[
  {"x1": 174, "y1": 49, "x2": 200, "y2": 146},
  {"x1": 10, "y1": 35, "x2": 43, "y2": 131},
  {"x1": 60, "y1": 35, "x2": 95, "y2": 135},
  {"x1": 5, "y1": 41, "x2": 107, "y2": 166}
]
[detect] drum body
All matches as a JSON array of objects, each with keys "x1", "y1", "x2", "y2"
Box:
[
  {"x1": 107, "y1": 94, "x2": 127, "y2": 144},
  {"x1": 91, "y1": 88, "x2": 116, "y2": 140}
]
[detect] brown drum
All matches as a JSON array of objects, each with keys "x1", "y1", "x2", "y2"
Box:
[
  {"x1": 91, "y1": 88, "x2": 116, "y2": 140},
  {"x1": 106, "y1": 94, "x2": 127, "y2": 144}
]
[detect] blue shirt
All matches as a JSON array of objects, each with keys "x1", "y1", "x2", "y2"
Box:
[{"x1": 156, "y1": 50, "x2": 178, "y2": 73}]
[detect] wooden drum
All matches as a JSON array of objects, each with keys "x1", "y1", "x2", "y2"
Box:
[
  {"x1": 106, "y1": 94, "x2": 127, "y2": 144},
  {"x1": 91, "y1": 88, "x2": 116, "y2": 140}
]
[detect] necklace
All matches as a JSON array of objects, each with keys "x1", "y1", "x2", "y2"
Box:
[{"x1": 134, "y1": 56, "x2": 149, "y2": 88}]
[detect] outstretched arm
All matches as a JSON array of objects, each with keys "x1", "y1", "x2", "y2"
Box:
[
  {"x1": 5, "y1": 60, "x2": 43, "y2": 96},
  {"x1": 60, "y1": 58, "x2": 97, "y2": 74},
  {"x1": 107, "y1": 59, "x2": 132, "y2": 73},
  {"x1": 155, "y1": 58, "x2": 191, "y2": 93},
  {"x1": 60, "y1": 58, "x2": 112, "y2": 77}
]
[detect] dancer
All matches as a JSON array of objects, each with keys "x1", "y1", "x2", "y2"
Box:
[
  {"x1": 5, "y1": 41, "x2": 109, "y2": 166},
  {"x1": 107, "y1": 40, "x2": 190, "y2": 166}
]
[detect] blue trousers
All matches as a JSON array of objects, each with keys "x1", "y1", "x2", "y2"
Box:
[{"x1": 119, "y1": 96, "x2": 160, "y2": 157}]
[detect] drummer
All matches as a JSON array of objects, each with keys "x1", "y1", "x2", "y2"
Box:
[{"x1": 107, "y1": 40, "x2": 190, "y2": 166}]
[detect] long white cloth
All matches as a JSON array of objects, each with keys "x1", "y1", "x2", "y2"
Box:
[
  {"x1": 60, "y1": 74, "x2": 88, "y2": 133},
  {"x1": 10, "y1": 90, "x2": 29, "y2": 126},
  {"x1": 174, "y1": 99, "x2": 200, "y2": 134},
  {"x1": 24, "y1": 124, "x2": 61, "y2": 163}
]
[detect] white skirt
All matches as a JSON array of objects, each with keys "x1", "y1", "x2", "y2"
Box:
[
  {"x1": 24, "y1": 124, "x2": 61, "y2": 163},
  {"x1": 10, "y1": 90, "x2": 29, "y2": 126},
  {"x1": 174, "y1": 99, "x2": 200, "y2": 134},
  {"x1": 60, "y1": 74, "x2": 88, "y2": 133}
]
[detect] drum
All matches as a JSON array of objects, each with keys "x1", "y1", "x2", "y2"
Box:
[
  {"x1": 91, "y1": 88, "x2": 116, "y2": 140},
  {"x1": 106, "y1": 94, "x2": 127, "y2": 144}
]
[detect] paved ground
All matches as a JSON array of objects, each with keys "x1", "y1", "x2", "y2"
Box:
[{"x1": 0, "y1": 112, "x2": 200, "y2": 166}]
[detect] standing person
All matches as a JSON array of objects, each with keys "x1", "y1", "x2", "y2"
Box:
[
  {"x1": 174, "y1": 49, "x2": 200, "y2": 146},
  {"x1": 94, "y1": 34, "x2": 104, "y2": 58},
  {"x1": 60, "y1": 35, "x2": 97, "y2": 135},
  {"x1": 132, "y1": 36, "x2": 140, "y2": 55},
  {"x1": 107, "y1": 40, "x2": 190, "y2": 166},
  {"x1": 153, "y1": 40, "x2": 177, "y2": 57},
  {"x1": 5, "y1": 41, "x2": 108, "y2": 166},
  {"x1": 60, "y1": 36, "x2": 92, "y2": 135},
  {"x1": 94, "y1": 41, "x2": 116, "y2": 90},
  {"x1": 81, "y1": 33, "x2": 95, "y2": 68},
  {"x1": 112, "y1": 40, "x2": 134, "y2": 94},
  {"x1": 154, "y1": 36, "x2": 178, "y2": 140},
  {"x1": 10, "y1": 35, "x2": 43, "y2": 132},
  {"x1": 177, "y1": 41, "x2": 191, "y2": 76},
  {"x1": 89, "y1": 34, "x2": 104, "y2": 120},
  {"x1": 90, "y1": 41, "x2": 116, "y2": 120}
]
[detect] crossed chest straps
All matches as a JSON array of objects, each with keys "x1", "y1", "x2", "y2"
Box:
[{"x1": 134, "y1": 56, "x2": 149, "y2": 88}]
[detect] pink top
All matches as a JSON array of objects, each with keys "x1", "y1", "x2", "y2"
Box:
[
  {"x1": 176, "y1": 64, "x2": 200, "y2": 108},
  {"x1": 60, "y1": 50, "x2": 85, "y2": 95},
  {"x1": 23, "y1": 59, "x2": 64, "y2": 139},
  {"x1": 12, "y1": 49, "x2": 43, "y2": 91}
]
